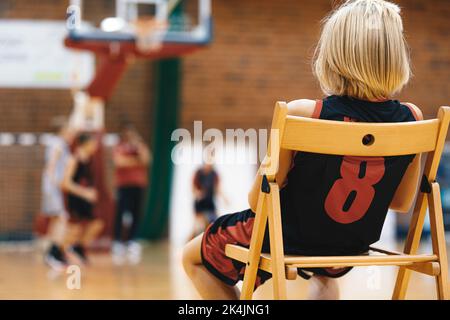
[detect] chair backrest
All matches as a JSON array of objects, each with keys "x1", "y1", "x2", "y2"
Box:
[
  {"x1": 262, "y1": 102, "x2": 450, "y2": 213},
  {"x1": 264, "y1": 102, "x2": 449, "y2": 175},
  {"x1": 282, "y1": 116, "x2": 439, "y2": 156}
]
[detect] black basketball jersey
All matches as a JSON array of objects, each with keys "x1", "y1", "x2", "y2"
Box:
[
  {"x1": 278, "y1": 95, "x2": 420, "y2": 256},
  {"x1": 194, "y1": 168, "x2": 219, "y2": 212},
  {"x1": 67, "y1": 159, "x2": 94, "y2": 215},
  {"x1": 194, "y1": 168, "x2": 219, "y2": 202}
]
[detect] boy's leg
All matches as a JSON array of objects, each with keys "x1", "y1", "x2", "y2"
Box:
[
  {"x1": 127, "y1": 187, "x2": 143, "y2": 242},
  {"x1": 63, "y1": 222, "x2": 82, "y2": 250},
  {"x1": 112, "y1": 188, "x2": 128, "y2": 263},
  {"x1": 66, "y1": 219, "x2": 104, "y2": 265},
  {"x1": 48, "y1": 215, "x2": 68, "y2": 245},
  {"x1": 200, "y1": 214, "x2": 209, "y2": 231},
  {"x1": 80, "y1": 218, "x2": 104, "y2": 247},
  {"x1": 308, "y1": 275, "x2": 340, "y2": 300},
  {"x1": 45, "y1": 215, "x2": 69, "y2": 269},
  {"x1": 113, "y1": 187, "x2": 126, "y2": 242},
  {"x1": 183, "y1": 234, "x2": 240, "y2": 300},
  {"x1": 126, "y1": 188, "x2": 144, "y2": 264}
]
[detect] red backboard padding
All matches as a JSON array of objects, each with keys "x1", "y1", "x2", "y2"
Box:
[
  {"x1": 64, "y1": 38, "x2": 202, "y2": 59},
  {"x1": 65, "y1": 37, "x2": 203, "y2": 100}
]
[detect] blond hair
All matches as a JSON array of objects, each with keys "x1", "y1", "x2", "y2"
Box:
[{"x1": 313, "y1": 0, "x2": 411, "y2": 101}]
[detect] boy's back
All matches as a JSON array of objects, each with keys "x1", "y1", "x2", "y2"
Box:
[{"x1": 279, "y1": 95, "x2": 420, "y2": 255}]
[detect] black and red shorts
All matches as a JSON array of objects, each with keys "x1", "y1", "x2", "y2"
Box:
[
  {"x1": 66, "y1": 194, "x2": 95, "y2": 222},
  {"x1": 201, "y1": 209, "x2": 352, "y2": 290}
]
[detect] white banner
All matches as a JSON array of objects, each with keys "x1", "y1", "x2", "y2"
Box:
[{"x1": 0, "y1": 20, "x2": 94, "y2": 89}]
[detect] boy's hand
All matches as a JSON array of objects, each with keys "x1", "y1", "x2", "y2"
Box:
[
  {"x1": 223, "y1": 196, "x2": 231, "y2": 207},
  {"x1": 84, "y1": 188, "x2": 98, "y2": 203},
  {"x1": 194, "y1": 189, "x2": 204, "y2": 200}
]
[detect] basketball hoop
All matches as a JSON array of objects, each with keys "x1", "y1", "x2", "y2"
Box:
[{"x1": 132, "y1": 17, "x2": 169, "y2": 53}]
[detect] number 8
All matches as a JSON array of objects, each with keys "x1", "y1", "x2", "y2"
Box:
[{"x1": 324, "y1": 156, "x2": 385, "y2": 224}]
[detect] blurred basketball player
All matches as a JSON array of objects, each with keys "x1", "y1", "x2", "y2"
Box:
[
  {"x1": 191, "y1": 158, "x2": 228, "y2": 239},
  {"x1": 112, "y1": 124, "x2": 151, "y2": 265},
  {"x1": 41, "y1": 117, "x2": 75, "y2": 271},
  {"x1": 62, "y1": 133, "x2": 103, "y2": 265}
]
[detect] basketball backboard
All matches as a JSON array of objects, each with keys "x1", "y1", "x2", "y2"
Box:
[{"x1": 67, "y1": 0, "x2": 212, "y2": 45}]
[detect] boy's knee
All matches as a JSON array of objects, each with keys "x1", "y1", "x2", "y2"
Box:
[
  {"x1": 90, "y1": 219, "x2": 104, "y2": 231},
  {"x1": 182, "y1": 234, "x2": 204, "y2": 277},
  {"x1": 182, "y1": 244, "x2": 194, "y2": 275}
]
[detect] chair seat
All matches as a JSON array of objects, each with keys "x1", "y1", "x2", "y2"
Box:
[{"x1": 225, "y1": 244, "x2": 440, "y2": 279}]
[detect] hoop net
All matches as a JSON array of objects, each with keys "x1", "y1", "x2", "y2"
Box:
[{"x1": 132, "y1": 17, "x2": 169, "y2": 53}]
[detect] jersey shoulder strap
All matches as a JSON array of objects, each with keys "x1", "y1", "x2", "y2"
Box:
[
  {"x1": 311, "y1": 99, "x2": 323, "y2": 119},
  {"x1": 401, "y1": 102, "x2": 423, "y2": 121}
]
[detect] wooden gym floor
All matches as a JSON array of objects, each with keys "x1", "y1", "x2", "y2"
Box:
[{"x1": 0, "y1": 239, "x2": 448, "y2": 300}]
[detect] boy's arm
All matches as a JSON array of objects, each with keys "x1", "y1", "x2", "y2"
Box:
[
  {"x1": 390, "y1": 153, "x2": 421, "y2": 213},
  {"x1": 248, "y1": 99, "x2": 317, "y2": 212},
  {"x1": 113, "y1": 146, "x2": 142, "y2": 168},
  {"x1": 113, "y1": 141, "x2": 151, "y2": 167},
  {"x1": 390, "y1": 103, "x2": 424, "y2": 213},
  {"x1": 114, "y1": 153, "x2": 141, "y2": 167},
  {"x1": 129, "y1": 131, "x2": 151, "y2": 165},
  {"x1": 45, "y1": 146, "x2": 62, "y2": 183},
  {"x1": 137, "y1": 142, "x2": 151, "y2": 166},
  {"x1": 192, "y1": 171, "x2": 203, "y2": 199}
]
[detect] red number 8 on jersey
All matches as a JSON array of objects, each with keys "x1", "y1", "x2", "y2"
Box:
[{"x1": 324, "y1": 156, "x2": 385, "y2": 224}]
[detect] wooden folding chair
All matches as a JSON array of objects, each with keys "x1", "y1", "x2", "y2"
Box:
[{"x1": 225, "y1": 101, "x2": 450, "y2": 300}]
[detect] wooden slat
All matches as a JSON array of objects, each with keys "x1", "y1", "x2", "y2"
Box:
[
  {"x1": 226, "y1": 244, "x2": 292, "y2": 276},
  {"x1": 260, "y1": 101, "x2": 288, "y2": 178},
  {"x1": 284, "y1": 255, "x2": 437, "y2": 267},
  {"x1": 406, "y1": 262, "x2": 440, "y2": 276},
  {"x1": 239, "y1": 191, "x2": 268, "y2": 300},
  {"x1": 225, "y1": 244, "x2": 438, "y2": 269},
  {"x1": 282, "y1": 116, "x2": 439, "y2": 156},
  {"x1": 428, "y1": 182, "x2": 450, "y2": 299},
  {"x1": 285, "y1": 267, "x2": 298, "y2": 280},
  {"x1": 266, "y1": 183, "x2": 287, "y2": 299}
]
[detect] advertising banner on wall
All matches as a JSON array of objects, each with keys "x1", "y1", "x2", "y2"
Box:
[{"x1": 0, "y1": 20, "x2": 94, "y2": 89}]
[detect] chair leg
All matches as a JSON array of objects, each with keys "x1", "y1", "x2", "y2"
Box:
[
  {"x1": 429, "y1": 183, "x2": 449, "y2": 300},
  {"x1": 267, "y1": 183, "x2": 287, "y2": 300},
  {"x1": 240, "y1": 191, "x2": 268, "y2": 300},
  {"x1": 392, "y1": 192, "x2": 428, "y2": 300}
]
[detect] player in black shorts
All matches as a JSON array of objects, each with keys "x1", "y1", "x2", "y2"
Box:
[
  {"x1": 191, "y1": 162, "x2": 221, "y2": 238},
  {"x1": 62, "y1": 133, "x2": 104, "y2": 264},
  {"x1": 182, "y1": 0, "x2": 423, "y2": 299}
]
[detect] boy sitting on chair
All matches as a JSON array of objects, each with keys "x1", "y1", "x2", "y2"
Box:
[{"x1": 183, "y1": 0, "x2": 423, "y2": 299}]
